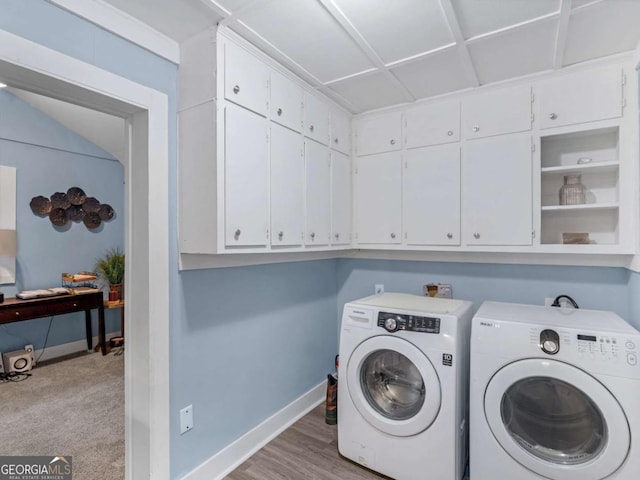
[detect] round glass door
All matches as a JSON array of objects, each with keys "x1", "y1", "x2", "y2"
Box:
[
  {"x1": 360, "y1": 349, "x2": 425, "y2": 421},
  {"x1": 346, "y1": 335, "x2": 441, "y2": 437},
  {"x1": 484, "y1": 359, "x2": 630, "y2": 480}
]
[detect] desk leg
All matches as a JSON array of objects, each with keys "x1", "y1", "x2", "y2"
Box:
[
  {"x1": 99, "y1": 303, "x2": 106, "y2": 356},
  {"x1": 85, "y1": 310, "x2": 93, "y2": 351}
]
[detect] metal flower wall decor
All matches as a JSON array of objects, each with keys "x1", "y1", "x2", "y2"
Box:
[{"x1": 30, "y1": 187, "x2": 115, "y2": 230}]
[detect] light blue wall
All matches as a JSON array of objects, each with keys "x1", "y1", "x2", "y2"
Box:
[
  {"x1": 0, "y1": 89, "x2": 124, "y2": 352},
  {"x1": 337, "y1": 259, "x2": 633, "y2": 325}
]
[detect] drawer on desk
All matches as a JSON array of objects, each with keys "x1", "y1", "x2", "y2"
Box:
[
  {"x1": 0, "y1": 304, "x2": 48, "y2": 323},
  {"x1": 47, "y1": 295, "x2": 100, "y2": 315}
]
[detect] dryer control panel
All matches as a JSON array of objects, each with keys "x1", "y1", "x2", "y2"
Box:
[{"x1": 378, "y1": 312, "x2": 440, "y2": 333}]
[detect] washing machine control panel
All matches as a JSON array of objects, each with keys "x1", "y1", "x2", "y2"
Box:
[{"x1": 378, "y1": 312, "x2": 440, "y2": 333}]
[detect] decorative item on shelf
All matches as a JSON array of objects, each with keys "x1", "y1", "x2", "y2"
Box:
[
  {"x1": 61, "y1": 272, "x2": 98, "y2": 293},
  {"x1": 559, "y1": 174, "x2": 586, "y2": 205},
  {"x1": 577, "y1": 157, "x2": 593, "y2": 165},
  {"x1": 30, "y1": 187, "x2": 116, "y2": 230},
  {"x1": 562, "y1": 232, "x2": 590, "y2": 245},
  {"x1": 95, "y1": 248, "x2": 124, "y2": 306}
]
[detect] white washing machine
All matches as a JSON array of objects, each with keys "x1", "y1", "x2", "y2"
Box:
[
  {"x1": 470, "y1": 301, "x2": 640, "y2": 480},
  {"x1": 338, "y1": 293, "x2": 473, "y2": 480}
]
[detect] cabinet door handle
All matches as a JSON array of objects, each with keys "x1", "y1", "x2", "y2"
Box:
[
  {"x1": 335, "y1": 233, "x2": 340, "y2": 239},
  {"x1": 549, "y1": 113, "x2": 558, "y2": 120},
  {"x1": 234, "y1": 229, "x2": 241, "y2": 239},
  {"x1": 472, "y1": 125, "x2": 480, "y2": 132},
  {"x1": 334, "y1": 137, "x2": 339, "y2": 144},
  {"x1": 278, "y1": 231, "x2": 284, "y2": 240},
  {"x1": 277, "y1": 108, "x2": 282, "y2": 116},
  {"x1": 390, "y1": 139, "x2": 396, "y2": 145},
  {"x1": 309, "y1": 125, "x2": 314, "y2": 133},
  {"x1": 390, "y1": 233, "x2": 396, "y2": 239},
  {"x1": 310, "y1": 232, "x2": 315, "y2": 240},
  {"x1": 473, "y1": 232, "x2": 480, "y2": 239},
  {"x1": 447, "y1": 130, "x2": 453, "y2": 136},
  {"x1": 447, "y1": 233, "x2": 453, "y2": 239},
  {"x1": 233, "y1": 85, "x2": 240, "y2": 94}
]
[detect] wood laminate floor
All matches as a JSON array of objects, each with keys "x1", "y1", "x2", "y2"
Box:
[{"x1": 225, "y1": 405, "x2": 390, "y2": 480}]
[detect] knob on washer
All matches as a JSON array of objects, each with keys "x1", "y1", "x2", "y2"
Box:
[{"x1": 384, "y1": 317, "x2": 398, "y2": 332}]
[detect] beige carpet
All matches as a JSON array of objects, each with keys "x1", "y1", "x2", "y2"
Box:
[{"x1": 0, "y1": 351, "x2": 124, "y2": 480}]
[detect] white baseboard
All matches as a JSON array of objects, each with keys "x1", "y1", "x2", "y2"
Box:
[
  {"x1": 180, "y1": 381, "x2": 326, "y2": 480},
  {"x1": 32, "y1": 330, "x2": 121, "y2": 364}
]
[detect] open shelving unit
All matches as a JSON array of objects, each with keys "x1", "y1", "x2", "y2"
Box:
[{"x1": 540, "y1": 127, "x2": 620, "y2": 245}]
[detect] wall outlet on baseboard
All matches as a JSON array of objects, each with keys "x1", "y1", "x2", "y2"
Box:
[
  {"x1": 374, "y1": 284, "x2": 384, "y2": 294},
  {"x1": 180, "y1": 405, "x2": 193, "y2": 434}
]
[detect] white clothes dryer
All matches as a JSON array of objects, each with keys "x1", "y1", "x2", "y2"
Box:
[
  {"x1": 338, "y1": 293, "x2": 473, "y2": 480},
  {"x1": 470, "y1": 301, "x2": 640, "y2": 480}
]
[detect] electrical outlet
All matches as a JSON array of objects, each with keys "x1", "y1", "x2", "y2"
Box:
[
  {"x1": 180, "y1": 405, "x2": 193, "y2": 435},
  {"x1": 374, "y1": 284, "x2": 384, "y2": 294},
  {"x1": 545, "y1": 297, "x2": 554, "y2": 307}
]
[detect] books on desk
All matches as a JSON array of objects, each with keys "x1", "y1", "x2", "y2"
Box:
[
  {"x1": 16, "y1": 286, "x2": 101, "y2": 299},
  {"x1": 16, "y1": 287, "x2": 71, "y2": 299}
]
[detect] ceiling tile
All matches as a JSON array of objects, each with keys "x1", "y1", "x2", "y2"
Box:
[
  {"x1": 103, "y1": 0, "x2": 222, "y2": 42},
  {"x1": 328, "y1": 72, "x2": 408, "y2": 112},
  {"x1": 468, "y1": 18, "x2": 557, "y2": 84},
  {"x1": 212, "y1": 0, "x2": 254, "y2": 13},
  {"x1": 564, "y1": 1, "x2": 640, "y2": 65},
  {"x1": 332, "y1": 0, "x2": 454, "y2": 64},
  {"x1": 452, "y1": 0, "x2": 560, "y2": 39},
  {"x1": 237, "y1": 0, "x2": 373, "y2": 83},
  {"x1": 390, "y1": 48, "x2": 472, "y2": 100}
]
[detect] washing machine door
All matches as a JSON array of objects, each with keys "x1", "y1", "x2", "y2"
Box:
[
  {"x1": 346, "y1": 335, "x2": 441, "y2": 437},
  {"x1": 484, "y1": 359, "x2": 630, "y2": 480}
]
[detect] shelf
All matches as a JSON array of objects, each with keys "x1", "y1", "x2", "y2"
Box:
[
  {"x1": 542, "y1": 203, "x2": 619, "y2": 212},
  {"x1": 541, "y1": 161, "x2": 619, "y2": 176}
]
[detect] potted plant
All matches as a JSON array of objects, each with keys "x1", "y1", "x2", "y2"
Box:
[{"x1": 95, "y1": 247, "x2": 125, "y2": 303}]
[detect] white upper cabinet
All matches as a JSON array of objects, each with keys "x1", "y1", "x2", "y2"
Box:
[
  {"x1": 224, "y1": 103, "x2": 269, "y2": 247},
  {"x1": 355, "y1": 111, "x2": 402, "y2": 156},
  {"x1": 269, "y1": 70, "x2": 303, "y2": 132},
  {"x1": 330, "y1": 109, "x2": 352, "y2": 154},
  {"x1": 355, "y1": 152, "x2": 402, "y2": 244},
  {"x1": 224, "y1": 41, "x2": 269, "y2": 116},
  {"x1": 305, "y1": 140, "x2": 331, "y2": 245},
  {"x1": 462, "y1": 133, "x2": 532, "y2": 246},
  {"x1": 270, "y1": 123, "x2": 304, "y2": 247},
  {"x1": 463, "y1": 85, "x2": 532, "y2": 140},
  {"x1": 405, "y1": 100, "x2": 460, "y2": 149},
  {"x1": 403, "y1": 145, "x2": 460, "y2": 245},
  {"x1": 331, "y1": 151, "x2": 352, "y2": 245},
  {"x1": 537, "y1": 66, "x2": 623, "y2": 129},
  {"x1": 304, "y1": 92, "x2": 330, "y2": 145}
]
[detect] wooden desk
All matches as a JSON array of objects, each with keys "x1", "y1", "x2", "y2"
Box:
[{"x1": 0, "y1": 292, "x2": 106, "y2": 355}]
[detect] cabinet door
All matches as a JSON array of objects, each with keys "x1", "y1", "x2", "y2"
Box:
[
  {"x1": 355, "y1": 111, "x2": 402, "y2": 156},
  {"x1": 305, "y1": 140, "x2": 330, "y2": 245},
  {"x1": 331, "y1": 151, "x2": 351, "y2": 245},
  {"x1": 463, "y1": 85, "x2": 531, "y2": 140},
  {"x1": 404, "y1": 145, "x2": 460, "y2": 245},
  {"x1": 270, "y1": 123, "x2": 304, "y2": 247},
  {"x1": 304, "y1": 92, "x2": 330, "y2": 145},
  {"x1": 538, "y1": 66, "x2": 623, "y2": 129},
  {"x1": 270, "y1": 70, "x2": 303, "y2": 132},
  {"x1": 355, "y1": 152, "x2": 402, "y2": 244},
  {"x1": 224, "y1": 41, "x2": 269, "y2": 116},
  {"x1": 405, "y1": 100, "x2": 460, "y2": 148},
  {"x1": 330, "y1": 109, "x2": 352, "y2": 155},
  {"x1": 462, "y1": 134, "x2": 532, "y2": 246},
  {"x1": 225, "y1": 103, "x2": 269, "y2": 247}
]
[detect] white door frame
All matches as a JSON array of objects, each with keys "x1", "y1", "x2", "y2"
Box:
[{"x1": 0, "y1": 29, "x2": 170, "y2": 479}]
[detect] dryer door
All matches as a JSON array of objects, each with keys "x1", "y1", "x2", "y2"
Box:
[
  {"x1": 484, "y1": 359, "x2": 630, "y2": 480},
  {"x1": 346, "y1": 335, "x2": 441, "y2": 437}
]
